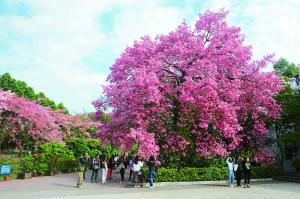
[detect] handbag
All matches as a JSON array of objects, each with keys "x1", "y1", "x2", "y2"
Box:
[{"x1": 233, "y1": 164, "x2": 238, "y2": 172}]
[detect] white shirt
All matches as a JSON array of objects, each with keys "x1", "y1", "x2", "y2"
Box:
[
  {"x1": 226, "y1": 159, "x2": 234, "y2": 171},
  {"x1": 133, "y1": 161, "x2": 143, "y2": 172}
]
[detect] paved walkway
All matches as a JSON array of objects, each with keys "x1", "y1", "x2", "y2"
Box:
[{"x1": 0, "y1": 170, "x2": 299, "y2": 199}]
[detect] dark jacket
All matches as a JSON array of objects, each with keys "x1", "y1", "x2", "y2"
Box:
[
  {"x1": 147, "y1": 160, "x2": 156, "y2": 172},
  {"x1": 78, "y1": 157, "x2": 88, "y2": 172},
  {"x1": 108, "y1": 158, "x2": 114, "y2": 169},
  {"x1": 237, "y1": 159, "x2": 243, "y2": 172},
  {"x1": 242, "y1": 160, "x2": 251, "y2": 173}
]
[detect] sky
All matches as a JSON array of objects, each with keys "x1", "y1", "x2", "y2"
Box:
[{"x1": 0, "y1": 0, "x2": 299, "y2": 113}]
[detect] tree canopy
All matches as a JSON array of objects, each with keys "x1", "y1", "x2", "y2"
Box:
[
  {"x1": 94, "y1": 10, "x2": 283, "y2": 159},
  {"x1": 0, "y1": 73, "x2": 68, "y2": 112},
  {"x1": 272, "y1": 58, "x2": 300, "y2": 166}
]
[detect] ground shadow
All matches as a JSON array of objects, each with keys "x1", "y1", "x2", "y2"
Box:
[{"x1": 51, "y1": 183, "x2": 76, "y2": 188}]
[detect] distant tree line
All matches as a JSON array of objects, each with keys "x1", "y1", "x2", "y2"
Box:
[{"x1": 0, "y1": 72, "x2": 68, "y2": 112}]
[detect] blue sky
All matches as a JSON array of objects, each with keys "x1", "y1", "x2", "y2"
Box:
[{"x1": 0, "y1": 0, "x2": 299, "y2": 113}]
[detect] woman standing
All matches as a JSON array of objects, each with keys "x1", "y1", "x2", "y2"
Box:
[
  {"x1": 128, "y1": 156, "x2": 134, "y2": 182},
  {"x1": 243, "y1": 158, "x2": 251, "y2": 188},
  {"x1": 118, "y1": 155, "x2": 126, "y2": 183},
  {"x1": 226, "y1": 157, "x2": 235, "y2": 187},
  {"x1": 147, "y1": 156, "x2": 156, "y2": 188},
  {"x1": 107, "y1": 156, "x2": 114, "y2": 180},
  {"x1": 91, "y1": 154, "x2": 100, "y2": 183},
  {"x1": 101, "y1": 156, "x2": 108, "y2": 183},
  {"x1": 133, "y1": 156, "x2": 143, "y2": 188}
]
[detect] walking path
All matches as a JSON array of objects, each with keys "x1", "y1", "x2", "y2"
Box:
[{"x1": 0, "y1": 170, "x2": 299, "y2": 199}]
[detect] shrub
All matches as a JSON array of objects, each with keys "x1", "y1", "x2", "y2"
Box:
[
  {"x1": 65, "y1": 137, "x2": 101, "y2": 158},
  {"x1": 292, "y1": 156, "x2": 300, "y2": 170},
  {"x1": 22, "y1": 156, "x2": 35, "y2": 172},
  {"x1": 141, "y1": 166, "x2": 281, "y2": 182},
  {"x1": 65, "y1": 137, "x2": 119, "y2": 158},
  {"x1": 30, "y1": 142, "x2": 75, "y2": 175}
]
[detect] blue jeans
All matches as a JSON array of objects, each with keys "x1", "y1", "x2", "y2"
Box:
[
  {"x1": 149, "y1": 172, "x2": 155, "y2": 187},
  {"x1": 228, "y1": 170, "x2": 234, "y2": 185}
]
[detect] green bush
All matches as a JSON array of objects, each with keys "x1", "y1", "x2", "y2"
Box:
[
  {"x1": 31, "y1": 142, "x2": 76, "y2": 175},
  {"x1": 23, "y1": 156, "x2": 35, "y2": 172},
  {"x1": 65, "y1": 137, "x2": 101, "y2": 158},
  {"x1": 65, "y1": 137, "x2": 119, "y2": 158},
  {"x1": 20, "y1": 139, "x2": 120, "y2": 176},
  {"x1": 292, "y1": 156, "x2": 300, "y2": 170},
  {"x1": 141, "y1": 166, "x2": 281, "y2": 182}
]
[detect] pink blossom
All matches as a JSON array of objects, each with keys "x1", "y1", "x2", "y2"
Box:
[{"x1": 94, "y1": 10, "x2": 283, "y2": 158}]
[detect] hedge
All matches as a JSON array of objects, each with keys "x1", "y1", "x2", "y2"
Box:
[
  {"x1": 142, "y1": 166, "x2": 282, "y2": 182},
  {"x1": 292, "y1": 156, "x2": 300, "y2": 171}
]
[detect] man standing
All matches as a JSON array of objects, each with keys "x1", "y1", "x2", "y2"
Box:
[
  {"x1": 76, "y1": 153, "x2": 89, "y2": 188},
  {"x1": 91, "y1": 154, "x2": 100, "y2": 183},
  {"x1": 147, "y1": 156, "x2": 156, "y2": 188}
]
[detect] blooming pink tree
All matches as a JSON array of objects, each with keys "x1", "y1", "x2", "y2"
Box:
[
  {"x1": 0, "y1": 89, "x2": 63, "y2": 151},
  {"x1": 253, "y1": 148, "x2": 278, "y2": 166},
  {"x1": 94, "y1": 10, "x2": 283, "y2": 159},
  {"x1": 0, "y1": 89, "x2": 100, "y2": 152}
]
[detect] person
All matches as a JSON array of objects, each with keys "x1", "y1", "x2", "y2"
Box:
[
  {"x1": 226, "y1": 157, "x2": 235, "y2": 187},
  {"x1": 128, "y1": 156, "x2": 134, "y2": 182},
  {"x1": 243, "y1": 157, "x2": 251, "y2": 188},
  {"x1": 117, "y1": 155, "x2": 126, "y2": 183},
  {"x1": 91, "y1": 154, "x2": 100, "y2": 183},
  {"x1": 83, "y1": 153, "x2": 90, "y2": 180},
  {"x1": 107, "y1": 156, "x2": 114, "y2": 180},
  {"x1": 147, "y1": 156, "x2": 156, "y2": 188},
  {"x1": 133, "y1": 156, "x2": 144, "y2": 188},
  {"x1": 236, "y1": 156, "x2": 243, "y2": 187},
  {"x1": 101, "y1": 156, "x2": 108, "y2": 183},
  {"x1": 76, "y1": 153, "x2": 89, "y2": 188},
  {"x1": 138, "y1": 159, "x2": 144, "y2": 186},
  {"x1": 114, "y1": 155, "x2": 119, "y2": 168}
]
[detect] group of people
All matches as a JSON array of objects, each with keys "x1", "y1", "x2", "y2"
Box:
[
  {"x1": 226, "y1": 157, "x2": 251, "y2": 188},
  {"x1": 77, "y1": 153, "x2": 252, "y2": 189},
  {"x1": 76, "y1": 153, "x2": 157, "y2": 189}
]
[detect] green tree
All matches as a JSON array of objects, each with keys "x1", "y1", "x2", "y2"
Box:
[
  {"x1": 0, "y1": 73, "x2": 36, "y2": 100},
  {"x1": 274, "y1": 58, "x2": 299, "y2": 79},
  {"x1": 0, "y1": 72, "x2": 68, "y2": 112},
  {"x1": 273, "y1": 58, "x2": 300, "y2": 167}
]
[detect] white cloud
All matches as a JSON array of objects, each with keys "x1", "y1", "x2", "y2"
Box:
[
  {"x1": 1, "y1": 0, "x2": 300, "y2": 113},
  {"x1": 242, "y1": 0, "x2": 300, "y2": 64},
  {"x1": 0, "y1": 0, "x2": 189, "y2": 113},
  {"x1": 200, "y1": 0, "x2": 300, "y2": 66}
]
